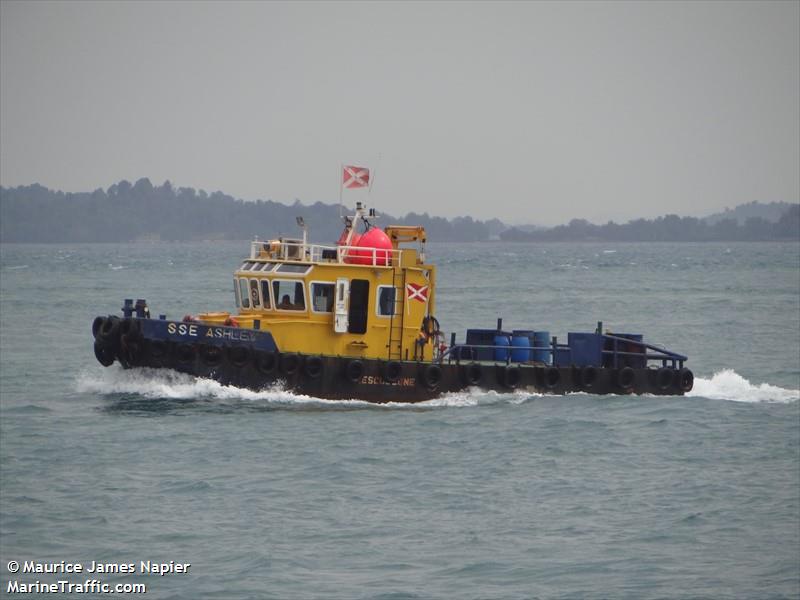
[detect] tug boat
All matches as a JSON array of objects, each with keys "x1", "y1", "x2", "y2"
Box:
[{"x1": 91, "y1": 202, "x2": 693, "y2": 402}]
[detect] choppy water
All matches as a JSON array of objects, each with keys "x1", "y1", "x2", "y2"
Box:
[{"x1": 1, "y1": 241, "x2": 798, "y2": 599}]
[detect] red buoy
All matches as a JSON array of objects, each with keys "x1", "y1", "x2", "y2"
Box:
[{"x1": 350, "y1": 228, "x2": 392, "y2": 266}]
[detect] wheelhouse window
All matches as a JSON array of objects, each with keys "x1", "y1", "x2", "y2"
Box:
[
  {"x1": 260, "y1": 280, "x2": 272, "y2": 309},
  {"x1": 273, "y1": 280, "x2": 306, "y2": 311},
  {"x1": 238, "y1": 278, "x2": 250, "y2": 308},
  {"x1": 234, "y1": 279, "x2": 240, "y2": 308},
  {"x1": 377, "y1": 286, "x2": 397, "y2": 317},
  {"x1": 249, "y1": 279, "x2": 261, "y2": 307},
  {"x1": 311, "y1": 282, "x2": 335, "y2": 313}
]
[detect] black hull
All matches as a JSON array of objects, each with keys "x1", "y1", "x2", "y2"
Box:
[{"x1": 93, "y1": 317, "x2": 693, "y2": 403}]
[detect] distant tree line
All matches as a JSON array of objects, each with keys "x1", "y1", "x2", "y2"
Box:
[
  {"x1": 0, "y1": 179, "x2": 501, "y2": 243},
  {"x1": 1, "y1": 179, "x2": 797, "y2": 243},
  {"x1": 501, "y1": 208, "x2": 799, "y2": 242}
]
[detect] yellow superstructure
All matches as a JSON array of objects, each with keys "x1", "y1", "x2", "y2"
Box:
[{"x1": 197, "y1": 217, "x2": 438, "y2": 362}]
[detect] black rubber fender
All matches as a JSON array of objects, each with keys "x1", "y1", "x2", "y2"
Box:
[
  {"x1": 679, "y1": 368, "x2": 694, "y2": 392},
  {"x1": 120, "y1": 318, "x2": 141, "y2": 339},
  {"x1": 176, "y1": 343, "x2": 196, "y2": 364},
  {"x1": 200, "y1": 344, "x2": 223, "y2": 367},
  {"x1": 656, "y1": 367, "x2": 674, "y2": 391},
  {"x1": 345, "y1": 359, "x2": 365, "y2": 383},
  {"x1": 227, "y1": 345, "x2": 250, "y2": 368},
  {"x1": 92, "y1": 316, "x2": 105, "y2": 339},
  {"x1": 120, "y1": 334, "x2": 141, "y2": 365},
  {"x1": 422, "y1": 364, "x2": 442, "y2": 389},
  {"x1": 304, "y1": 356, "x2": 324, "y2": 379},
  {"x1": 544, "y1": 367, "x2": 561, "y2": 389},
  {"x1": 580, "y1": 366, "x2": 598, "y2": 389},
  {"x1": 502, "y1": 365, "x2": 521, "y2": 389},
  {"x1": 99, "y1": 316, "x2": 120, "y2": 342},
  {"x1": 616, "y1": 366, "x2": 635, "y2": 391},
  {"x1": 461, "y1": 362, "x2": 482, "y2": 385},
  {"x1": 280, "y1": 353, "x2": 300, "y2": 376},
  {"x1": 93, "y1": 339, "x2": 115, "y2": 367},
  {"x1": 255, "y1": 350, "x2": 278, "y2": 375},
  {"x1": 383, "y1": 360, "x2": 403, "y2": 383},
  {"x1": 149, "y1": 339, "x2": 169, "y2": 358}
]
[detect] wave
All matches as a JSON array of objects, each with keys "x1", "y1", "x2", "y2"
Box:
[
  {"x1": 76, "y1": 367, "x2": 798, "y2": 409},
  {"x1": 75, "y1": 368, "x2": 535, "y2": 410},
  {"x1": 688, "y1": 369, "x2": 798, "y2": 404}
]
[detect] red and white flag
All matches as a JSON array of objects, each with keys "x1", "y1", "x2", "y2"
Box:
[
  {"x1": 342, "y1": 165, "x2": 370, "y2": 189},
  {"x1": 406, "y1": 283, "x2": 428, "y2": 303}
]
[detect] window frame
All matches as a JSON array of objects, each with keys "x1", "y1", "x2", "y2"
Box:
[
  {"x1": 272, "y1": 279, "x2": 307, "y2": 312},
  {"x1": 238, "y1": 277, "x2": 251, "y2": 309},
  {"x1": 249, "y1": 278, "x2": 262, "y2": 308},
  {"x1": 260, "y1": 279, "x2": 273, "y2": 310},
  {"x1": 309, "y1": 281, "x2": 336, "y2": 314},
  {"x1": 375, "y1": 285, "x2": 399, "y2": 318}
]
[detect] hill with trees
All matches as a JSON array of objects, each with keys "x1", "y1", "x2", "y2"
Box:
[
  {"x1": 0, "y1": 179, "x2": 499, "y2": 243},
  {"x1": 703, "y1": 201, "x2": 795, "y2": 225},
  {"x1": 1, "y1": 179, "x2": 797, "y2": 243},
  {"x1": 500, "y1": 206, "x2": 799, "y2": 242}
]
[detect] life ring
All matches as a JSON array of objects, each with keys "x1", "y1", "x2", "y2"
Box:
[
  {"x1": 200, "y1": 345, "x2": 223, "y2": 367},
  {"x1": 93, "y1": 340, "x2": 115, "y2": 367},
  {"x1": 383, "y1": 361, "x2": 403, "y2": 383},
  {"x1": 422, "y1": 364, "x2": 442, "y2": 389},
  {"x1": 254, "y1": 351, "x2": 277, "y2": 374},
  {"x1": 175, "y1": 344, "x2": 195, "y2": 364},
  {"x1": 280, "y1": 353, "x2": 300, "y2": 376},
  {"x1": 616, "y1": 366, "x2": 635, "y2": 391},
  {"x1": 461, "y1": 362, "x2": 482, "y2": 385},
  {"x1": 224, "y1": 317, "x2": 239, "y2": 327},
  {"x1": 304, "y1": 356, "x2": 324, "y2": 379},
  {"x1": 679, "y1": 368, "x2": 694, "y2": 392},
  {"x1": 420, "y1": 316, "x2": 440, "y2": 342},
  {"x1": 544, "y1": 367, "x2": 561, "y2": 389},
  {"x1": 227, "y1": 345, "x2": 250, "y2": 368},
  {"x1": 345, "y1": 359, "x2": 365, "y2": 383},
  {"x1": 501, "y1": 365, "x2": 521, "y2": 389},
  {"x1": 580, "y1": 366, "x2": 598, "y2": 389},
  {"x1": 656, "y1": 367, "x2": 673, "y2": 391},
  {"x1": 92, "y1": 316, "x2": 105, "y2": 338}
]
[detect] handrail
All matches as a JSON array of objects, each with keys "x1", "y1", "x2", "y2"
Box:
[
  {"x1": 439, "y1": 337, "x2": 686, "y2": 368},
  {"x1": 251, "y1": 240, "x2": 402, "y2": 267},
  {"x1": 600, "y1": 333, "x2": 687, "y2": 361}
]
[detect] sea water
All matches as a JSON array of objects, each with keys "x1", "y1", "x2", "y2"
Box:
[{"x1": 1, "y1": 241, "x2": 798, "y2": 599}]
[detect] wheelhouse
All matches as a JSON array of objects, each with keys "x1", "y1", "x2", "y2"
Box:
[{"x1": 201, "y1": 206, "x2": 437, "y2": 362}]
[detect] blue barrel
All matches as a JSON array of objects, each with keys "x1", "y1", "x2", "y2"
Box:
[
  {"x1": 493, "y1": 334, "x2": 511, "y2": 362},
  {"x1": 512, "y1": 330, "x2": 535, "y2": 363},
  {"x1": 533, "y1": 331, "x2": 551, "y2": 364}
]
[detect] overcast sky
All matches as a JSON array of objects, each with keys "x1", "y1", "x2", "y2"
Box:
[{"x1": 1, "y1": 1, "x2": 798, "y2": 225}]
